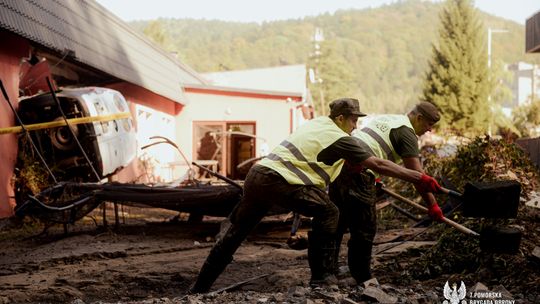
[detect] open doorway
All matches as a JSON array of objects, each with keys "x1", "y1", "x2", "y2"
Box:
[
  {"x1": 227, "y1": 123, "x2": 256, "y2": 180},
  {"x1": 192, "y1": 121, "x2": 256, "y2": 180}
]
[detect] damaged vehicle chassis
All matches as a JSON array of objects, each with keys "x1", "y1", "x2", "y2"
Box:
[{"x1": 4, "y1": 81, "x2": 242, "y2": 229}]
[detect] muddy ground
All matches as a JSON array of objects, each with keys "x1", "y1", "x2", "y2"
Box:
[
  {"x1": 0, "y1": 204, "x2": 538, "y2": 304},
  {"x1": 0, "y1": 207, "x2": 322, "y2": 303}
]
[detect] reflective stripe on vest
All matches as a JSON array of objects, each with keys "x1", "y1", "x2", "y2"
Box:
[
  {"x1": 354, "y1": 114, "x2": 414, "y2": 163},
  {"x1": 361, "y1": 127, "x2": 396, "y2": 162},
  {"x1": 279, "y1": 140, "x2": 332, "y2": 184},
  {"x1": 259, "y1": 116, "x2": 348, "y2": 188},
  {"x1": 266, "y1": 140, "x2": 332, "y2": 185}
]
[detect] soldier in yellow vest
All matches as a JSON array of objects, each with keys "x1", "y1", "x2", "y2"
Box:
[
  {"x1": 329, "y1": 101, "x2": 442, "y2": 284},
  {"x1": 189, "y1": 98, "x2": 443, "y2": 293}
]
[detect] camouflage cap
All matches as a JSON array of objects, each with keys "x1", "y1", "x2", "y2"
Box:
[
  {"x1": 329, "y1": 98, "x2": 366, "y2": 117},
  {"x1": 416, "y1": 102, "x2": 440, "y2": 123}
]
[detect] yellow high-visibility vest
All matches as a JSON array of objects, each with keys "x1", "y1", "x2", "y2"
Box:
[
  {"x1": 259, "y1": 116, "x2": 348, "y2": 188},
  {"x1": 354, "y1": 114, "x2": 414, "y2": 164}
]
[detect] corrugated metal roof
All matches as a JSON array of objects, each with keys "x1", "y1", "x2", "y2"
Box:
[{"x1": 0, "y1": 0, "x2": 207, "y2": 104}]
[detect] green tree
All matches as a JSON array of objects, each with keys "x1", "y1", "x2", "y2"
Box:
[
  {"x1": 128, "y1": 1, "x2": 534, "y2": 116},
  {"x1": 489, "y1": 59, "x2": 518, "y2": 134},
  {"x1": 143, "y1": 20, "x2": 173, "y2": 51},
  {"x1": 421, "y1": 0, "x2": 491, "y2": 135},
  {"x1": 512, "y1": 96, "x2": 540, "y2": 137},
  {"x1": 308, "y1": 40, "x2": 355, "y2": 115}
]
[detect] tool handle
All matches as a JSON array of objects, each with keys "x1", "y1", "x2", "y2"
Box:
[
  {"x1": 381, "y1": 187, "x2": 479, "y2": 236},
  {"x1": 440, "y1": 187, "x2": 463, "y2": 198},
  {"x1": 441, "y1": 217, "x2": 479, "y2": 236},
  {"x1": 290, "y1": 212, "x2": 301, "y2": 235}
]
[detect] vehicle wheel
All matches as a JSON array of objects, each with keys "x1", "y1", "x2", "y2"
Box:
[{"x1": 49, "y1": 117, "x2": 78, "y2": 151}]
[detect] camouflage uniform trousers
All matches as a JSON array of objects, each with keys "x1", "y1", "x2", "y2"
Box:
[
  {"x1": 329, "y1": 169, "x2": 377, "y2": 283},
  {"x1": 191, "y1": 164, "x2": 339, "y2": 292}
]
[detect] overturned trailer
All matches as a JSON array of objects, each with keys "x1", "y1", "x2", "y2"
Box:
[{"x1": 9, "y1": 86, "x2": 243, "y2": 225}]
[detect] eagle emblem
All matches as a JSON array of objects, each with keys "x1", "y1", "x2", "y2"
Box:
[
  {"x1": 375, "y1": 122, "x2": 389, "y2": 132},
  {"x1": 443, "y1": 281, "x2": 467, "y2": 304}
]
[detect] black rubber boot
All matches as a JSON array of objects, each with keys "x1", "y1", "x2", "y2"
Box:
[
  {"x1": 348, "y1": 241, "x2": 373, "y2": 284},
  {"x1": 308, "y1": 231, "x2": 338, "y2": 287},
  {"x1": 189, "y1": 256, "x2": 232, "y2": 293},
  {"x1": 348, "y1": 255, "x2": 371, "y2": 284},
  {"x1": 331, "y1": 233, "x2": 344, "y2": 275}
]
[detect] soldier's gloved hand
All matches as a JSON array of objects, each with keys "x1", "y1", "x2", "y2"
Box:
[
  {"x1": 428, "y1": 203, "x2": 444, "y2": 222},
  {"x1": 415, "y1": 174, "x2": 442, "y2": 193},
  {"x1": 375, "y1": 178, "x2": 384, "y2": 196}
]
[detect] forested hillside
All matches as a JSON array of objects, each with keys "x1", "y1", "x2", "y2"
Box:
[{"x1": 130, "y1": 0, "x2": 537, "y2": 114}]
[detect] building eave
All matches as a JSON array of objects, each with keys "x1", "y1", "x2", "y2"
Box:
[{"x1": 184, "y1": 83, "x2": 304, "y2": 102}]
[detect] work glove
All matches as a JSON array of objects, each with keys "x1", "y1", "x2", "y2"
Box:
[
  {"x1": 415, "y1": 174, "x2": 442, "y2": 194},
  {"x1": 427, "y1": 203, "x2": 444, "y2": 222},
  {"x1": 375, "y1": 178, "x2": 384, "y2": 196}
]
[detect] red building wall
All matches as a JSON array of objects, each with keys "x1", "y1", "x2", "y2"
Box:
[
  {"x1": 0, "y1": 33, "x2": 186, "y2": 218},
  {"x1": 0, "y1": 31, "x2": 30, "y2": 218}
]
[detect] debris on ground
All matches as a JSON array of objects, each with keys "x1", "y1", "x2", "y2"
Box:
[
  {"x1": 1, "y1": 136, "x2": 539, "y2": 303},
  {"x1": 376, "y1": 136, "x2": 540, "y2": 302}
]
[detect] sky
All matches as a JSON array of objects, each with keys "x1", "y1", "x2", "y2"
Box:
[{"x1": 95, "y1": 0, "x2": 539, "y2": 25}]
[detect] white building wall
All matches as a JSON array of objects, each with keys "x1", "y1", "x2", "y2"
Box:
[
  {"x1": 507, "y1": 62, "x2": 540, "y2": 108},
  {"x1": 174, "y1": 92, "x2": 296, "y2": 175},
  {"x1": 517, "y1": 76, "x2": 533, "y2": 106}
]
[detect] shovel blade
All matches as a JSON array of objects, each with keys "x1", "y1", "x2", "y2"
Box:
[
  {"x1": 462, "y1": 180, "x2": 521, "y2": 219},
  {"x1": 480, "y1": 226, "x2": 522, "y2": 254}
]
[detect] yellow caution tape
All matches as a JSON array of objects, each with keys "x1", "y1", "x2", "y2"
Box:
[{"x1": 0, "y1": 112, "x2": 132, "y2": 135}]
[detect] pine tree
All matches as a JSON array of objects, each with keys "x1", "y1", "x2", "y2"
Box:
[{"x1": 421, "y1": 0, "x2": 491, "y2": 135}]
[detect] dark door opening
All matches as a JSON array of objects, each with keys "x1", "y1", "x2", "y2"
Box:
[{"x1": 230, "y1": 134, "x2": 254, "y2": 180}]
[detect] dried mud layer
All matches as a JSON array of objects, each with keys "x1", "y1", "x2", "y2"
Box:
[
  {"x1": 0, "y1": 206, "x2": 538, "y2": 304},
  {"x1": 0, "y1": 208, "x2": 315, "y2": 303}
]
